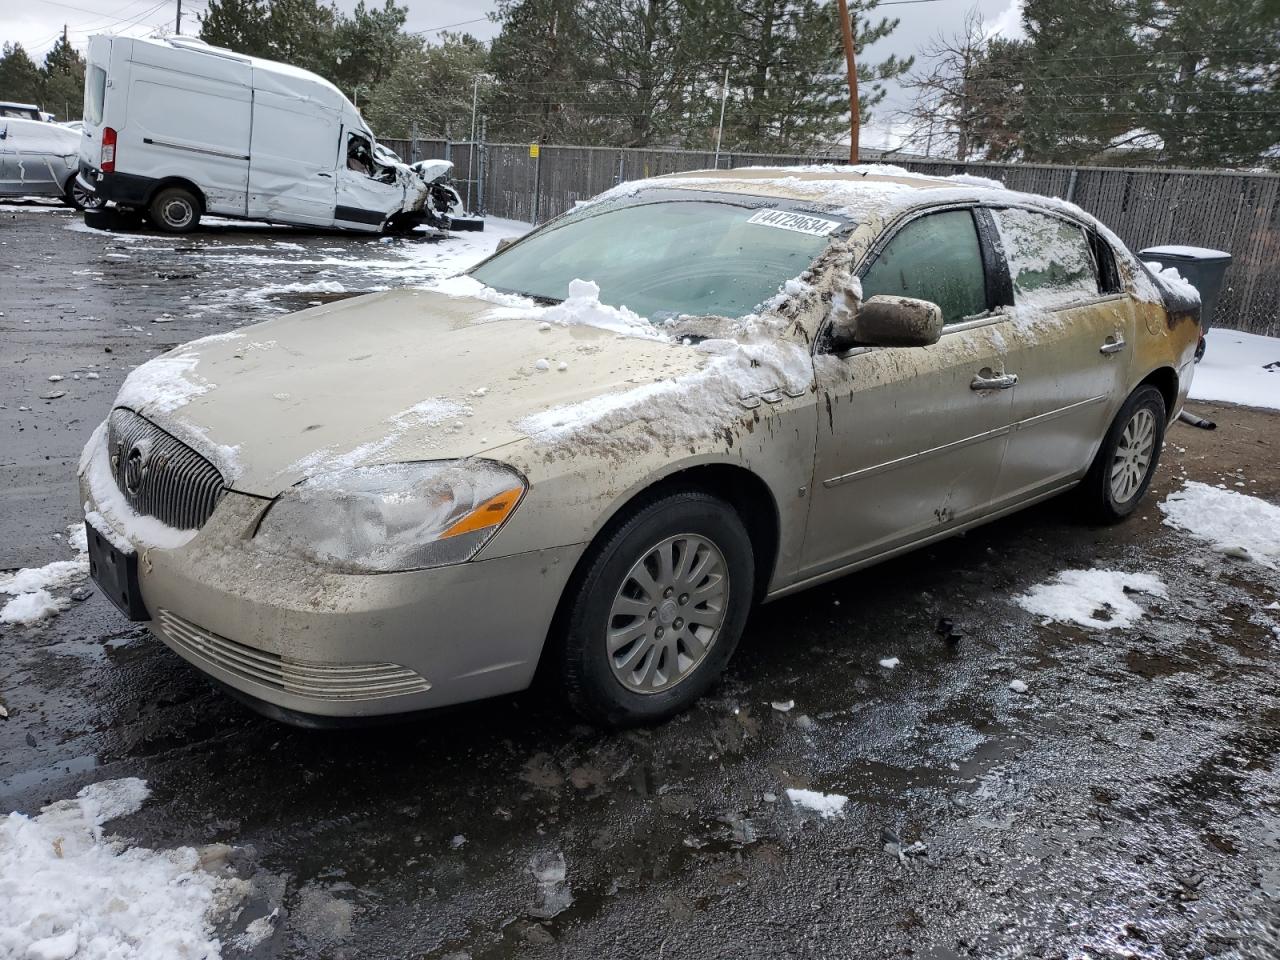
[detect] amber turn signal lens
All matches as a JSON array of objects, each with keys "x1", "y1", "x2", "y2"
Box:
[{"x1": 440, "y1": 486, "x2": 524, "y2": 539}]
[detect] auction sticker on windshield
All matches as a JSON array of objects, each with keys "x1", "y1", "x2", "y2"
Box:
[{"x1": 746, "y1": 209, "x2": 841, "y2": 237}]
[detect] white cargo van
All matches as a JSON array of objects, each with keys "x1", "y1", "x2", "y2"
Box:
[{"x1": 77, "y1": 36, "x2": 464, "y2": 234}]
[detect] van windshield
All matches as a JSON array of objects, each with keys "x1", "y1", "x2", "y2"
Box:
[
  {"x1": 85, "y1": 66, "x2": 106, "y2": 126},
  {"x1": 469, "y1": 199, "x2": 843, "y2": 320}
]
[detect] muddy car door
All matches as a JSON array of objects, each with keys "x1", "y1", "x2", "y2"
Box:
[
  {"x1": 333, "y1": 129, "x2": 403, "y2": 231},
  {"x1": 801, "y1": 207, "x2": 1017, "y2": 577},
  {"x1": 986, "y1": 207, "x2": 1136, "y2": 502}
]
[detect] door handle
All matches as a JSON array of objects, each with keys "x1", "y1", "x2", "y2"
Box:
[
  {"x1": 1099, "y1": 336, "x2": 1126, "y2": 355},
  {"x1": 971, "y1": 370, "x2": 1018, "y2": 391},
  {"x1": 317, "y1": 172, "x2": 333, "y2": 178}
]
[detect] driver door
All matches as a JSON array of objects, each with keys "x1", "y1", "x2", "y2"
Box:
[
  {"x1": 334, "y1": 129, "x2": 405, "y2": 232},
  {"x1": 799, "y1": 208, "x2": 1017, "y2": 577}
]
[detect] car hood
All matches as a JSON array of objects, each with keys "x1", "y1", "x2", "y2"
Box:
[{"x1": 127, "y1": 288, "x2": 701, "y2": 497}]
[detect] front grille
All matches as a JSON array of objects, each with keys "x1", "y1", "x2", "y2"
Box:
[
  {"x1": 156, "y1": 609, "x2": 432, "y2": 701},
  {"x1": 107, "y1": 408, "x2": 226, "y2": 530}
]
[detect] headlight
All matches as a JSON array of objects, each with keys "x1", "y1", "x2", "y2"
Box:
[{"x1": 255, "y1": 460, "x2": 526, "y2": 572}]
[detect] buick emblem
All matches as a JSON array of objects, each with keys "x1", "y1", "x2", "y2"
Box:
[{"x1": 123, "y1": 444, "x2": 149, "y2": 496}]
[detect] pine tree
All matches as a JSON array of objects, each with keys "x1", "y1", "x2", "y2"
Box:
[
  {"x1": 489, "y1": 0, "x2": 593, "y2": 142},
  {"x1": 0, "y1": 43, "x2": 43, "y2": 106},
  {"x1": 361, "y1": 33, "x2": 490, "y2": 139},
  {"x1": 41, "y1": 29, "x2": 87, "y2": 121}
]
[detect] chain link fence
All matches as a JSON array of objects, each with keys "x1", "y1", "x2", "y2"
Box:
[{"x1": 379, "y1": 138, "x2": 1279, "y2": 336}]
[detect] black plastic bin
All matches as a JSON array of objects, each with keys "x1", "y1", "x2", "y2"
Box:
[{"x1": 1139, "y1": 245, "x2": 1232, "y2": 351}]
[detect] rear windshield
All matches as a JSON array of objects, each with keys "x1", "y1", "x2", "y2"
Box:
[
  {"x1": 469, "y1": 199, "x2": 843, "y2": 320},
  {"x1": 85, "y1": 66, "x2": 107, "y2": 126}
]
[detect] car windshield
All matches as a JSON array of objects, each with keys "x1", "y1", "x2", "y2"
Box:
[{"x1": 469, "y1": 198, "x2": 844, "y2": 320}]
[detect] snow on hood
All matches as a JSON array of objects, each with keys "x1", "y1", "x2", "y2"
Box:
[{"x1": 515, "y1": 333, "x2": 812, "y2": 453}]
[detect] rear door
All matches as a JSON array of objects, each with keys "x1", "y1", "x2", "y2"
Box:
[
  {"x1": 988, "y1": 206, "x2": 1135, "y2": 503},
  {"x1": 800, "y1": 207, "x2": 1017, "y2": 576},
  {"x1": 246, "y1": 85, "x2": 338, "y2": 226}
]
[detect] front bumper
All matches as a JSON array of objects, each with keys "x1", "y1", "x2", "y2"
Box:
[{"x1": 82, "y1": 484, "x2": 581, "y2": 722}]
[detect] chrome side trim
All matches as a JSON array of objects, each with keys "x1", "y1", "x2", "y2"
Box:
[
  {"x1": 822, "y1": 423, "x2": 1012, "y2": 488},
  {"x1": 1013, "y1": 394, "x2": 1108, "y2": 430}
]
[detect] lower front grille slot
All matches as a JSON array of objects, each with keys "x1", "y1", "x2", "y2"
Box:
[{"x1": 156, "y1": 609, "x2": 432, "y2": 701}]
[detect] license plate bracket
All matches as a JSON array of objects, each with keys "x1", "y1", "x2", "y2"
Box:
[{"x1": 86, "y1": 519, "x2": 149, "y2": 621}]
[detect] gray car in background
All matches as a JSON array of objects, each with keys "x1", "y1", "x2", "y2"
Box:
[{"x1": 0, "y1": 117, "x2": 98, "y2": 208}]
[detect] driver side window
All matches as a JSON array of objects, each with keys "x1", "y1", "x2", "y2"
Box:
[
  {"x1": 346, "y1": 132, "x2": 373, "y2": 177},
  {"x1": 860, "y1": 210, "x2": 989, "y2": 326}
]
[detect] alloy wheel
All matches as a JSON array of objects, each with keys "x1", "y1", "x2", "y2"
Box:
[
  {"x1": 1110, "y1": 407, "x2": 1156, "y2": 504},
  {"x1": 606, "y1": 533, "x2": 729, "y2": 694}
]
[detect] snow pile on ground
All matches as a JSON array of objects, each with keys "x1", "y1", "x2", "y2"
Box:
[
  {"x1": 0, "y1": 778, "x2": 248, "y2": 960},
  {"x1": 1015, "y1": 569, "x2": 1168, "y2": 629},
  {"x1": 1189, "y1": 329, "x2": 1280, "y2": 411},
  {"x1": 481, "y1": 278, "x2": 663, "y2": 339},
  {"x1": 516, "y1": 336, "x2": 811, "y2": 451},
  {"x1": 80, "y1": 421, "x2": 199, "y2": 552},
  {"x1": 0, "y1": 523, "x2": 89, "y2": 626},
  {"x1": 1160, "y1": 481, "x2": 1280, "y2": 569},
  {"x1": 785, "y1": 788, "x2": 848, "y2": 818}
]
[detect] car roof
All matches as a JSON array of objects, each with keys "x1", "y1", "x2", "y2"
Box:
[{"x1": 661, "y1": 166, "x2": 958, "y2": 192}]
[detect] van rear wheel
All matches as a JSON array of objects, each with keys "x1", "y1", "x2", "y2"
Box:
[{"x1": 149, "y1": 186, "x2": 201, "y2": 233}]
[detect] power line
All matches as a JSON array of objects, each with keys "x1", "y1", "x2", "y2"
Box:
[{"x1": 408, "y1": 16, "x2": 489, "y2": 36}]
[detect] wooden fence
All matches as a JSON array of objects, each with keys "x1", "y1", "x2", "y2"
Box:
[{"x1": 379, "y1": 138, "x2": 1279, "y2": 336}]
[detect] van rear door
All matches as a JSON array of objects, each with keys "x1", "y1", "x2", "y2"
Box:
[
  {"x1": 122, "y1": 41, "x2": 251, "y2": 216},
  {"x1": 246, "y1": 84, "x2": 338, "y2": 226}
]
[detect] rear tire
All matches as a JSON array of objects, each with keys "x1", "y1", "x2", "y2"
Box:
[
  {"x1": 556, "y1": 490, "x2": 755, "y2": 727},
  {"x1": 148, "y1": 186, "x2": 201, "y2": 233},
  {"x1": 1080, "y1": 384, "x2": 1167, "y2": 523}
]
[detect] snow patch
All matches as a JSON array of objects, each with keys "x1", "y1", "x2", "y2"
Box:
[
  {"x1": 1189, "y1": 329, "x2": 1280, "y2": 411},
  {"x1": 785, "y1": 788, "x2": 849, "y2": 818},
  {"x1": 483, "y1": 278, "x2": 665, "y2": 340},
  {"x1": 879, "y1": 657, "x2": 900, "y2": 669},
  {"x1": 1015, "y1": 569, "x2": 1167, "y2": 629},
  {"x1": 1159, "y1": 482, "x2": 1280, "y2": 569},
  {"x1": 0, "y1": 522, "x2": 90, "y2": 625},
  {"x1": 0, "y1": 778, "x2": 249, "y2": 960},
  {"x1": 516, "y1": 337, "x2": 811, "y2": 451},
  {"x1": 1142, "y1": 260, "x2": 1201, "y2": 304},
  {"x1": 287, "y1": 397, "x2": 471, "y2": 476}
]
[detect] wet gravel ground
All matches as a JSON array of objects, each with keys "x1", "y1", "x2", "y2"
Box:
[{"x1": 2, "y1": 203, "x2": 1279, "y2": 959}]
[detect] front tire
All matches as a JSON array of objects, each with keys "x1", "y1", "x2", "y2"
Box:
[
  {"x1": 1081, "y1": 384, "x2": 1167, "y2": 523},
  {"x1": 557, "y1": 490, "x2": 755, "y2": 727},
  {"x1": 148, "y1": 186, "x2": 201, "y2": 233}
]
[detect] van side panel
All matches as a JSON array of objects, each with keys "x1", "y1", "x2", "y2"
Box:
[
  {"x1": 121, "y1": 42, "x2": 252, "y2": 215},
  {"x1": 246, "y1": 86, "x2": 338, "y2": 226}
]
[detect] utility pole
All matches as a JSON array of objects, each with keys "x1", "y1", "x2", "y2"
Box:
[
  {"x1": 713, "y1": 67, "x2": 729, "y2": 170},
  {"x1": 175, "y1": 0, "x2": 182, "y2": 35},
  {"x1": 467, "y1": 75, "x2": 480, "y2": 212},
  {"x1": 836, "y1": 0, "x2": 859, "y2": 164}
]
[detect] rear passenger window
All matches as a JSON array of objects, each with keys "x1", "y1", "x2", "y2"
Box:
[
  {"x1": 860, "y1": 210, "x2": 988, "y2": 325},
  {"x1": 994, "y1": 208, "x2": 1099, "y2": 306}
]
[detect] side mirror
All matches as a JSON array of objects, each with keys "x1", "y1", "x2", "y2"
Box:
[
  {"x1": 495, "y1": 237, "x2": 516, "y2": 253},
  {"x1": 828, "y1": 294, "x2": 944, "y2": 351}
]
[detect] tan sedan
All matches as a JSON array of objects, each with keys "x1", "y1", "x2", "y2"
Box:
[{"x1": 78, "y1": 168, "x2": 1201, "y2": 726}]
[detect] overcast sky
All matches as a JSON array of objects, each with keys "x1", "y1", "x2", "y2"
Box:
[{"x1": 4, "y1": 0, "x2": 1024, "y2": 144}]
